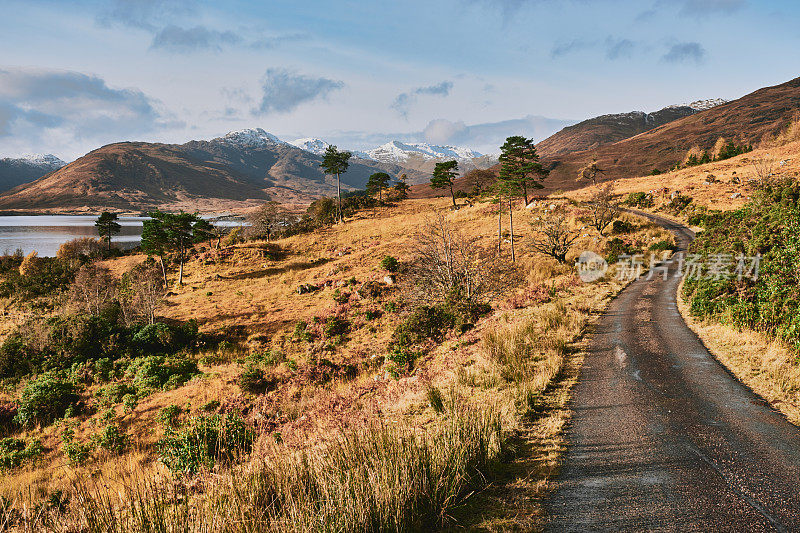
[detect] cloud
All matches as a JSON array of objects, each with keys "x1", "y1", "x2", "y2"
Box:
[
  {"x1": 254, "y1": 68, "x2": 344, "y2": 115},
  {"x1": 550, "y1": 39, "x2": 592, "y2": 58},
  {"x1": 605, "y1": 38, "x2": 636, "y2": 60},
  {"x1": 391, "y1": 81, "x2": 453, "y2": 118},
  {"x1": 151, "y1": 25, "x2": 241, "y2": 52},
  {"x1": 250, "y1": 33, "x2": 308, "y2": 50},
  {"x1": 679, "y1": 0, "x2": 745, "y2": 15},
  {"x1": 661, "y1": 42, "x2": 706, "y2": 64},
  {"x1": 420, "y1": 115, "x2": 576, "y2": 151},
  {"x1": 97, "y1": 0, "x2": 195, "y2": 31},
  {"x1": 0, "y1": 67, "x2": 175, "y2": 144}
]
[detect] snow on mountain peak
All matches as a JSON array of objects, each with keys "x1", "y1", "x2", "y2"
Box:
[
  {"x1": 289, "y1": 138, "x2": 330, "y2": 156},
  {"x1": 2, "y1": 153, "x2": 66, "y2": 169},
  {"x1": 366, "y1": 141, "x2": 483, "y2": 163},
  {"x1": 214, "y1": 128, "x2": 286, "y2": 147},
  {"x1": 686, "y1": 98, "x2": 727, "y2": 111}
]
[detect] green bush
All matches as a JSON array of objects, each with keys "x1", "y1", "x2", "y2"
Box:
[
  {"x1": 157, "y1": 414, "x2": 255, "y2": 474},
  {"x1": 237, "y1": 366, "x2": 271, "y2": 393},
  {"x1": 61, "y1": 426, "x2": 93, "y2": 465},
  {"x1": 15, "y1": 372, "x2": 79, "y2": 427},
  {"x1": 624, "y1": 192, "x2": 654, "y2": 209},
  {"x1": 97, "y1": 382, "x2": 136, "y2": 405},
  {"x1": 158, "y1": 405, "x2": 183, "y2": 428},
  {"x1": 324, "y1": 316, "x2": 350, "y2": 337},
  {"x1": 605, "y1": 237, "x2": 643, "y2": 264},
  {"x1": 0, "y1": 437, "x2": 43, "y2": 470},
  {"x1": 649, "y1": 240, "x2": 676, "y2": 252},
  {"x1": 380, "y1": 255, "x2": 400, "y2": 272},
  {"x1": 95, "y1": 424, "x2": 127, "y2": 454},
  {"x1": 125, "y1": 355, "x2": 199, "y2": 394}
]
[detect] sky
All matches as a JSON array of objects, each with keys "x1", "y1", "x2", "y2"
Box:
[{"x1": 1, "y1": 0, "x2": 799, "y2": 160}]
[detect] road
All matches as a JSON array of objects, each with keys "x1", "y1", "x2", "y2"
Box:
[{"x1": 545, "y1": 212, "x2": 800, "y2": 532}]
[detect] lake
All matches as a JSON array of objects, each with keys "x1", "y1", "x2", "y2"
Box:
[{"x1": 0, "y1": 215, "x2": 246, "y2": 257}]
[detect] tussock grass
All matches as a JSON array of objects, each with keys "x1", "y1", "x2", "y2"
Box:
[{"x1": 1, "y1": 396, "x2": 505, "y2": 533}]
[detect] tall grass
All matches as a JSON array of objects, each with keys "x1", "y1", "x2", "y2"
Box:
[{"x1": 1, "y1": 396, "x2": 504, "y2": 533}]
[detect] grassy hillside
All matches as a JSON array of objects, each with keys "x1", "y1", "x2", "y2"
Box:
[{"x1": 0, "y1": 193, "x2": 671, "y2": 530}]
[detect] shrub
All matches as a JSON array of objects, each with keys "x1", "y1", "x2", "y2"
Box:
[
  {"x1": 157, "y1": 414, "x2": 255, "y2": 474},
  {"x1": 324, "y1": 316, "x2": 350, "y2": 337},
  {"x1": 649, "y1": 240, "x2": 676, "y2": 252},
  {"x1": 126, "y1": 355, "x2": 199, "y2": 394},
  {"x1": 664, "y1": 194, "x2": 693, "y2": 214},
  {"x1": 158, "y1": 405, "x2": 183, "y2": 428},
  {"x1": 605, "y1": 237, "x2": 642, "y2": 264},
  {"x1": 380, "y1": 255, "x2": 400, "y2": 272},
  {"x1": 237, "y1": 366, "x2": 272, "y2": 394},
  {"x1": 623, "y1": 192, "x2": 654, "y2": 208},
  {"x1": 97, "y1": 382, "x2": 136, "y2": 405},
  {"x1": 61, "y1": 426, "x2": 93, "y2": 465},
  {"x1": 611, "y1": 219, "x2": 635, "y2": 234},
  {"x1": 0, "y1": 437, "x2": 43, "y2": 470},
  {"x1": 15, "y1": 372, "x2": 79, "y2": 427},
  {"x1": 426, "y1": 385, "x2": 445, "y2": 414},
  {"x1": 95, "y1": 424, "x2": 127, "y2": 455}
]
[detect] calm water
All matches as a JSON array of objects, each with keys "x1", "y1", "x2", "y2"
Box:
[{"x1": 0, "y1": 216, "x2": 245, "y2": 257}]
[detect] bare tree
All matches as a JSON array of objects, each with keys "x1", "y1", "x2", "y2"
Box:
[
  {"x1": 529, "y1": 207, "x2": 581, "y2": 264},
  {"x1": 584, "y1": 182, "x2": 617, "y2": 236},
  {"x1": 409, "y1": 213, "x2": 514, "y2": 309},
  {"x1": 752, "y1": 156, "x2": 776, "y2": 187},
  {"x1": 247, "y1": 202, "x2": 284, "y2": 241},
  {"x1": 69, "y1": 264, "x2": 116, "y2": 315},
  {"x1": 118, "y1": 263, "x2": 165, "y2": 325},
  {"x1": 577, "y1": 159, "x2": 604, "y2": 186}
]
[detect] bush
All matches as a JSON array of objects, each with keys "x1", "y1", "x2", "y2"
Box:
[
  {"x1": 125, "y1": 355, "x2": 199, "y2": 394},
  {"x1": 237, "y1": 366, "x2": 273, "y2": 394},
  {"x1": 664, "y1": 194, "x2": 693, "y2": 214},
  {"x1": 380, "y1": 255, "x2": 400, "y2": 272},
  {"x1": 158, "y1": 405, "x2": 183, "y2": 428},
  {"x1": 97, "y1": 382, "x2": 136, "y2": 405},
  {"x1": 649, "y1": 240, "x2": 676, "y2": 252},
  {"x1": 0, "y1": 437, "x2": 43, "y2": 470},
  {"x1": 611, "y1": 220, "x2": 635, "y2": 234},
  {"x1": 157, "y1": 414, "x2": 255, "y2": 474},
  {"x1": 95, "y1": 424, "x2": 128, "y2": 455},
  {"x1": 15, "y1": 372, "x2": 79, "y2": 427},
  {"x1": 131, "y1": 320, "x2": 199, "y2": 354},
  {"x1": 324, "y1": 316, "x2": 350, "y2": 337},
  {"x1": 61, "y1": 426, "x2": 93, "y2": 465},
  {"x1": 605, "y1": 237, "x2": 642, "y2": 264},
  {"x1": 623, "y1": 192, "x2": 654, "y2": 209}
]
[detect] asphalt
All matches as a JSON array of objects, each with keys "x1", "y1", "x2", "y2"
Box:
[{"x1": 545, "y1": 212, "x2": 800, "y2": 532}]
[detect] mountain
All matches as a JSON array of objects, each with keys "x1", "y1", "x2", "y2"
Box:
[
  {"x1": 536, "y1": 77, "x2": 800, "y2": 191},
  {"x1": 535, "y1": 106, "x2": 700, "y2": 158},
  {"x1": 288, "y1": 138, "x2": 371, "y2": 159},
  {"x1": 0, "y1": 130, "x2": 415, "y2": 212},
  {"x1": 0, "y1": 154, "x2": 66, "y2": 192},
  {"x1": 366, "y1": 141, "x2": 484, "y2": 163}
]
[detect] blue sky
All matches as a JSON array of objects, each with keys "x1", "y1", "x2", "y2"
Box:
[{"x1": 1, "y1": 0, "x2": 799, "y2": 159}]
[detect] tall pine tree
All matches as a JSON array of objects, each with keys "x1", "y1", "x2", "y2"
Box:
[
  {"x1": 320, "y1": 146, "x2": 352, "y2": 223},
  {"x1": 430, "y1": 160, "x2": 459, "y2": 207},
  {"x1": 498, "y1": 136, "x2": 547, "y2": 205}
]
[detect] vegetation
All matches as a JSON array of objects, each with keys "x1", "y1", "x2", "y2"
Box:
[
  {"x1": 95, "y1": 212, "x2": 121, "y2": 251},
  {"x1": 430, "y1": 160, "x2": 459, "y2": 207},
  {"x1": 683, "y1": 179, "x2": 800, "y2": 349},
  {"x1": 141, "y1": 210, "x2": 212, "y2": 286},
  {"x1": 320, "y1": 145, "x2": 352, "y2": 223},
  {"x1": 367, "y1": 172, "x2": 392, "y2": 201}
]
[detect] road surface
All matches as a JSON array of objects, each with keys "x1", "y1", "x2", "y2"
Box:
[{"x1": 545, "y1": 212, "x2": 800, "y2": 532}]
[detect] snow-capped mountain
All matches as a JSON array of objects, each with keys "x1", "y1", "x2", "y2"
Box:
[
  {"x1": 366, "y1": 141, "x2": 484, "y2": 164},
  {"x1": 2, "y1": 153, "x2": 66, "y2": 170},
  {"x1": 0, "y1": 153, "x2": 67, "y2": 192},
  {"x1": 289, "y1": 138, "x2": 371, "y2": 159},
  {"x1": 212, "y1": 128, "x2": 286, "y2": 148},
  {"x1": 686, "y1": 99, "x2": 727, "y2": 111}
]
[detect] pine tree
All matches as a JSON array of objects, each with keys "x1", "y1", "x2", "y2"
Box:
[
  {"x1": 393, "y1": 174, "x2": 411, "y2": 200},
  {"x1": 430, "y1": 160, "x2": 459, "y2": 207},
  {"x1": 366, "y1": 172, "x2": 391, "y2": 202},
  {"x1": 320, "y1": 146, "x2": 352, "y2": 223},
  {"x1": 498, "y1": 136, "x2": 547, "y2": 205},
  {"x1": 95, "y1": 212, "x2": 121, "y2": 251}
]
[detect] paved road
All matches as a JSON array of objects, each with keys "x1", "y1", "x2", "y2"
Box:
[{"x1": 545, "y1": 212, "x2": 800, "y2": 532}]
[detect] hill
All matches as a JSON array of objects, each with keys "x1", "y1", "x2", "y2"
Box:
[
  {"x1": 542, "y1": 77, "x2": 800, "y2": 190},
  {"x1": 0, "y1": 130, "x2": 417, "y2": 213}
]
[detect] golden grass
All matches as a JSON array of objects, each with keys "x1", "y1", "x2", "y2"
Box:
[{"x1": 678, "y1": 283, "x2": 800, "y2": 426}]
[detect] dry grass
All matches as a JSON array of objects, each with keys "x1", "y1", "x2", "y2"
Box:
[
  {"x1": 678, "y1": 283, "x2": 800, "y2": 426},
  {"x1": 0, "y1": 195, "x2": 672, "y2": 531}
]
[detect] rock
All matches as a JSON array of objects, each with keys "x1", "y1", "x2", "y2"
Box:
[
  {"x1": 297, "y1": 283, "x2": 319, "y2": 295},
  {"x1": 383, "y1": 275, "x2": 396, "y2": 285},
  {"x1": 730, "y1": 192, "x2": 742, "y2": 199}
]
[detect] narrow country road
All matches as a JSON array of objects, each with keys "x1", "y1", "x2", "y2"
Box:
[{"x1": 545, "y1": 212, "x2": 800, "y2": 532}]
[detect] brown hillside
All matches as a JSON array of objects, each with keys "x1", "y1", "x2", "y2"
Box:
[{"x1": 412, "y1": 76, "x2": 800, "y2": 199}]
